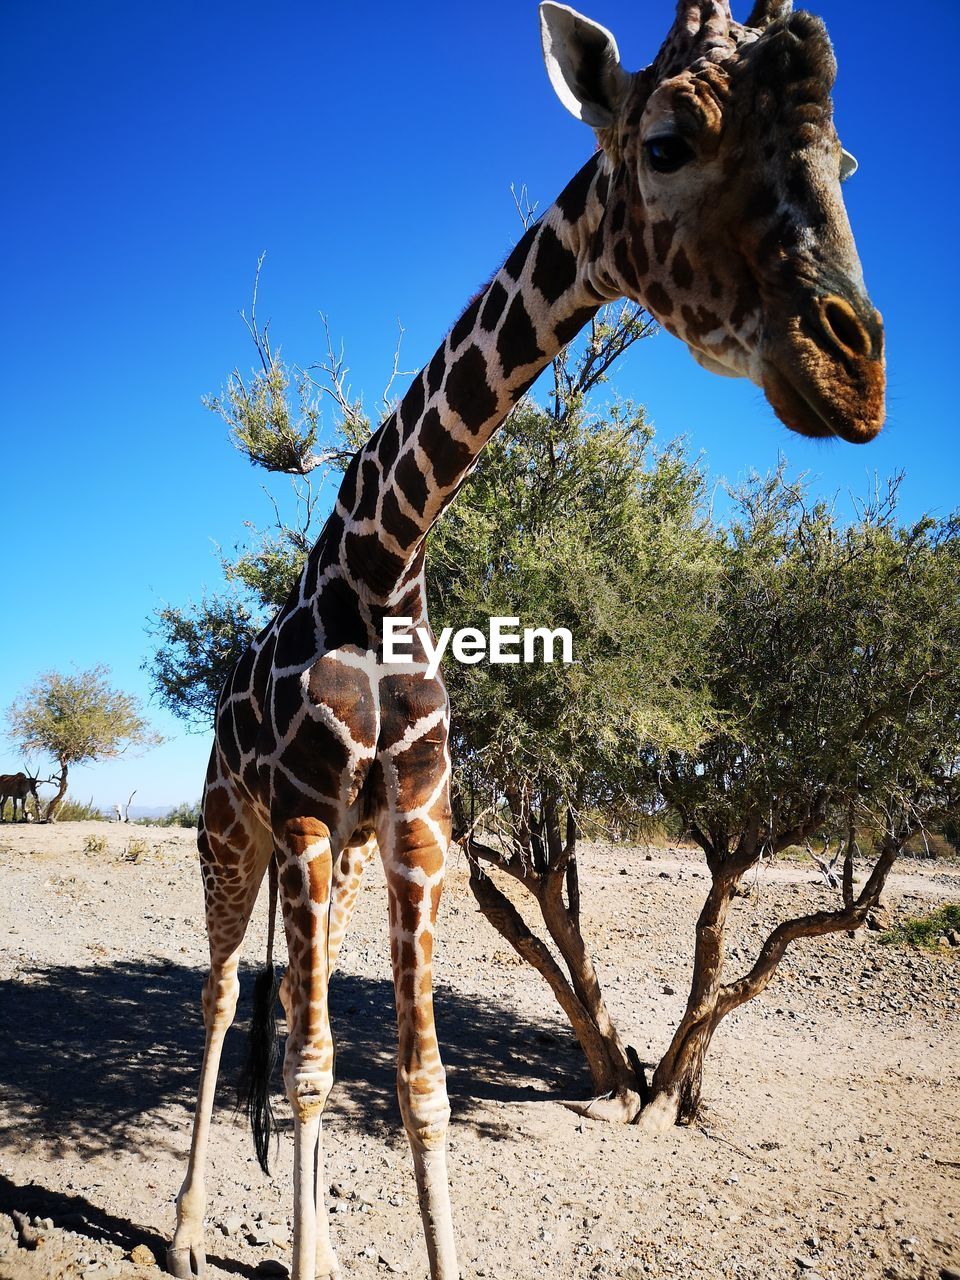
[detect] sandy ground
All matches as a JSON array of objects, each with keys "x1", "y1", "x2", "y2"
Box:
[{"x1": 0, "y1": 820, "x2": 957, "y2": 1280}]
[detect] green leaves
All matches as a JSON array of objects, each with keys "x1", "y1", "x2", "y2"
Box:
[
  {"x1": 147, "y1": 594, "x2": 260, "y2": 727},
  {"x1": 654, "y1": 469, "x2": 960, "y2": 862},
  {"x1": 148, "y1": 292, "x2": 374, "y2": 725},
  {"x1": 208, "y1": 358, "x2": 323, "y2": 477},
  {"x1": 7, "y1": 665, "x2": 162, "y2": 768},
  {"x1": 428, "y1": 390, "x2": 715, "y2": 828}
]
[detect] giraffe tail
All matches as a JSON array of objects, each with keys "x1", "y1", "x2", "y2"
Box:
[{"x1": 237, "y1": 852, "x2": 280, "y2": 1175}]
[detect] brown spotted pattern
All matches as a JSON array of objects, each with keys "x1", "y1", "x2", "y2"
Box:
[
  {"x1": 592, "y1": 1, "x2": 885, "y2": 443},
  {"x1": 170, "y1": 5, "x2": 884, "y2": 1279}
]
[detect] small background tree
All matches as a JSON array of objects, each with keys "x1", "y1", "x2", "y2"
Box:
[{"x1": 7, "y1": 666, "x2": 163, "y2": 821}]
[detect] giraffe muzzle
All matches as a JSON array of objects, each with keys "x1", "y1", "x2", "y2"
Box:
[
  {"x1": 761, "y1": 291, "x2": 886, "y2": 445},
  {"x1": 761, "y1": 353, "x2": 885, "y2": 445}
]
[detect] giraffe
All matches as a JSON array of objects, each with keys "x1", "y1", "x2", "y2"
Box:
[{"x1": 167, "y1": 3, "x2": 884, "y2": 1278}]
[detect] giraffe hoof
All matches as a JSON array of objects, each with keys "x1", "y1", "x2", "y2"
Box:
[
  {"x1": 166, "y1": 1242, "x2": 206, "y2": 1278},
  {"x1": 316, "y1": 1251, "x2": 342, "y2": 1280}
]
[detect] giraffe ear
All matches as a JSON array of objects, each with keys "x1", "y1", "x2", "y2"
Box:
[
  {"x1": 540, "y1": 2, "x2": 631, "y2": 129},
  {"x1": 839, "y1": 147, "x2": 858, "y2": 182}
]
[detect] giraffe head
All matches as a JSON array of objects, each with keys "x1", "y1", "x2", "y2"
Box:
[{"x1": 541, "y1": 0, "x2": 884, "y2": 443}]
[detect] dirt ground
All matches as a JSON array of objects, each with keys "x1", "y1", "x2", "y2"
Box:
[{"x1": 0, "y1": 821, "x2": 957, "y2": 1280}]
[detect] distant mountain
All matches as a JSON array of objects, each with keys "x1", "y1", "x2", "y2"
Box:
[
  {"x1": 125, "y1": 804, "x2": 175, "y2": 820},
  {"x1": 82, "y1": 802, "x2": 196, "y2": 821}
]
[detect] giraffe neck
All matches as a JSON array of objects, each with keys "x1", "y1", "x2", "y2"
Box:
[{"x1": 330, "y1": 152, "x2": 615, "y2": 604}]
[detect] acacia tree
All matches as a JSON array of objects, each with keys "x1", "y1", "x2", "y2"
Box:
[
  {"x1": 150, "y1": 593, "x2": 261, "y2": 727},
  {"x1": 147, "y1": 274, "x2": 722, "y2": 1115},
  {"x1": 428, "y1": 333, "x2": 716, "y2": 1116},
  {"x1": 6, "y1": 666, "x2": 163, "y2": 821},
  {"x1": 639, "y1": 473, "x2": 960, "y2": 1128}
]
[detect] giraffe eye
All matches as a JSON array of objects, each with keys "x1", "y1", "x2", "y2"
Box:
[{"x1": 644, "y1": 134, "x2": 694, "y2": 174}]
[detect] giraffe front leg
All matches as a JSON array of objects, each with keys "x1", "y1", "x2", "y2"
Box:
[
  {"x1": 168, "y1": 960, "x2": 239, "y2": 1279},
  {"x1": 275, "y1": 816, "x2": 340, "y2": 1280},
  {"x1": 169, "y1": 803, "x2": 271, "y2": 1279},
  {"x1": 379, "y1": 815, "x2": 459, "y2": 1280}
]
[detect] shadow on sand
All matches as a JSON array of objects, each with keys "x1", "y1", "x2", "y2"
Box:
[
  {"x1": 0, "y1": 957, "x2": 586, "y2": 1161},
  {"x1": 0, "y1": 1172, "x2": 260, "y2": 1278},
  {"x1": 0, "y1": 956, "x2": 586, "y2": 1267}
]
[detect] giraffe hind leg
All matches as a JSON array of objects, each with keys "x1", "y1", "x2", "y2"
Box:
[
  {"x1": 378, "y1": 812, "x2": 459, "y2": 1280},
  {"x1": 273, "y1": 814, "x2": 345, "y2": 1280},
  {"x1": 327, "y1": 827, "x2": 378, "y2": 973},
  {"x1": 168, "y1": 778, "x2": 272, "y2": 1279}
]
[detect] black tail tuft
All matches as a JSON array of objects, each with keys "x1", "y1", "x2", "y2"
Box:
[{"x1": 237, "y1": 962, "x2": 280, "y2": 1175}]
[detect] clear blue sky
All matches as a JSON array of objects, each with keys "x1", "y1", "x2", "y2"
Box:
[{"x1": 1, "y1": 1, "x2": 956, "y2": 808}]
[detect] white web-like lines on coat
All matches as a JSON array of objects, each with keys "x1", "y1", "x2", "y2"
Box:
[{"x1": 378, "y1": 704, "x2": 452, "y2": 879}]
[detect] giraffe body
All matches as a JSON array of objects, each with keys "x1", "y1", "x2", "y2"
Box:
[{"x1": 169, "y1": 4, "x2": 884, "y2": 1278}]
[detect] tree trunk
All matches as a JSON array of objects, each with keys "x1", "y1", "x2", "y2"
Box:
[
  {"x1": 467, "y1": 841, "x2": 644, "y2": 1122},
  {"x1": 565, "y1": 855, "x2": 581, "y2": 929},
  {"x1": 468, "y1": 862, "x2": 620, "y2": 1093},
  {"x1": 643, "y1": 1010, "x2": 719, "y2": 1130},
  {"x1": 641, "y1": 873, "x2": 735, "y2": 1129},
  {"x1": 536, "y1": 864, "x2": 637, "y2": 1095},
  {"x1": 640, "y1": 838, "x2": 903, "y2": 1131},
  {"x1": 45, "y1": 762, "x2": 68, "y2": 823}
]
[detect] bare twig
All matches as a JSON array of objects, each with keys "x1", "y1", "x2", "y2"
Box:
[
  {"x1": 382, "y1": 320, "x2": 416, "y2": 414},
  {"x1": 240, "y1": 251, "x2": 271, "y2": 374},
  {"x1": 510, "y1": 183, "x2": 539, "y2": 230}
]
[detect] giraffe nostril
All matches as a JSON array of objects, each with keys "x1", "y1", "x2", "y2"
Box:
[{"x1": 816, "y1": 295, "x2": 872, "y2": 359}]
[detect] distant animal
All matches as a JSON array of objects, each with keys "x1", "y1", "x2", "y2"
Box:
[{"x1": 0, "y1": 771, "x2": 40, "y2": 822}]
